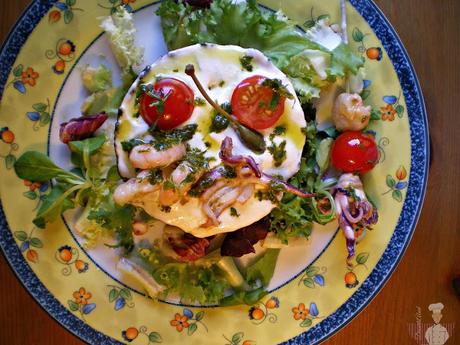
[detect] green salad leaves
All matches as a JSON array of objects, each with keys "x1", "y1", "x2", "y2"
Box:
[
  {"x1": 14, "y1": 137, "x2": 135, "y2": 252},
  {"x1": 269, "y1": 122, "x2": 337, "y2": 243},
  {"x1": 130, "y1": 245, "x2": 280, "y2": 305},
  {"x1": 156, "y1": 0, "x2": 364, "y2": 102}
]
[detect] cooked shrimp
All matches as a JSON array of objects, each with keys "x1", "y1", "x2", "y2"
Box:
[
  {"x1": 129, "y1": 143, "x2": 186, "y2": 170},
  {"x1": 113, "y1": 171, "x2": 159, "y2": 205},
  {"x1": 332, "y1": 93, "x2": 371, "y2": 131}
]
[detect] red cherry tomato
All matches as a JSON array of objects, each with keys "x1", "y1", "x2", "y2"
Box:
[
  {"x1": 331, "y1": 131, "x2": 379, "y2": 174},
  {"x1": 231, "y1": 75, "x2": 285, "y2": 130},
  {"x1": 139, "y1": 78, "x2": 194, "y2": 130}
]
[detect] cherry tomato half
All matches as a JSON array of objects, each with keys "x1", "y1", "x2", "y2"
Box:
[
  {"x1": 331, "y1": 131, "x2": 379, "y2": 174},
  {"x1": 139, "y1": 78, "x2": 194, "y2": 130},
  {"x1": 231, "y1": 75, "x2": 285, "y2": 130}
]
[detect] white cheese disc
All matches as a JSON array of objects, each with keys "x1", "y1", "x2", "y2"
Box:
[{"x1": 114, "y1": 44, "x2": 306, "y2": 237}]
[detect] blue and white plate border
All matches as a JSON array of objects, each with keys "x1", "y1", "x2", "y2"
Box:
[{"x1": 0, "y1": 1, "x2": 429, "y2": 344}]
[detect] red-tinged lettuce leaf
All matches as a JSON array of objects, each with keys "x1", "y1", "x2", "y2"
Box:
[
  {"x1": 221, "y1": 221, "x2": 268, "y2": 257},
  {"x1": 59, "y1": 113, "x2": 108, "y2": 144},
  {"x1": 183, "y1": 0, "x2": 212, "y2": 7}
]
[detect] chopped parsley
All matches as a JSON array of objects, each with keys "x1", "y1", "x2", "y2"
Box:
[
  {"x1": 121, "y1": 138, "x2": 146, "y2": 152},
  {"x1": 269, "y1": 125, "x2": 286, "y2": 141},
  {"x1": 188, "y1": 176, "x2": 215, "y2": 197},
  {"x1": 230, "y1": 207, "x2": 239, "y2": 217},
  {"x1": 121, "y1": 124, "x2": 197, "y2": 153},
  {"x1": 147, "y1": 168, "x2": 163, "y2": 185},
  {"x1": 187, "y1": 189, "x2": 199, "y2": 198},
  {"x1": 183, "y1": 147, "x2": 211, "y2": 171},
  {"x1": 210, "y1": 102, "x2": 232, "y2": 133},
  {"x1": 240, "y1": 55, "x2": 254, "y2": 71},
  {"x1": 194, "y1": 97, "x2": 206, "y2": 106},
  {"x1": 163, "y1": 180, "x2": 176, "y2": 190},
  {"x1": 149, "y1": 124, "x2": 198, "y2": 150},
  {"x1": 255, "y1": 181, "x2": 286, "y2": 204},
  {"x1": 182, "y1": 173, "x2": 195, "y2": 185},
  {"x1": 141, "y1": 83, "x2": 171, "y2": 115},
  {"x1": 178, "y1": 147, "x2": 212, "y2": 186},
  {"x1": 268, "y1": 140, "x2": 287, "y2": 167},
  {"x1": 220, "y1": 165, "x2": 237, "y2": 179},
  {"x1": 188, "y1": 165, "x2": 236, "y2": 197},
  {"x1": 261, "y1": 78, "x2": 294, "y2": 110}
]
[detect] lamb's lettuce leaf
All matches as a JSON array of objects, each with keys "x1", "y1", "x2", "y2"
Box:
[{"x1": 13, "y1": 137, "x2": 119, "y2": 230}]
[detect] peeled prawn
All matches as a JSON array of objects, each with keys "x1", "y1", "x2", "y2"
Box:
[
  {"x1": 129, "y1": 143, "x2": 186, "y2": 170},
  {"x1": 332, "y1": 93, "x2": 371, "y2": 131},
  {"x1": 113, "y1": 171, "x2": 159, "y2": 205}
]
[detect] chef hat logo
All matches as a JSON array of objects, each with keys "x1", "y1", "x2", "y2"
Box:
[{"x1": 428, "y1": 302, "x2": 444, "y2": 314}]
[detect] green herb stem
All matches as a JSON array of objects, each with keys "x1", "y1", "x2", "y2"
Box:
[
  {"x1": 37, "y1": 182, "x2": 90, "y2": 221},
  {"x1": 185, "y1": 64, "x2": 236, "y2": 126}
]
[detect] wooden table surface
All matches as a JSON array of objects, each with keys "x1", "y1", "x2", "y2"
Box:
[{"x1": 1, "y1": 1, "x2": 459, "y2": 344}]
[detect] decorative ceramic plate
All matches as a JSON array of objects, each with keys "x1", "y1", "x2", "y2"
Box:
[{"x1": 0, "y1": 0, "x2": 428, "y2": 344}]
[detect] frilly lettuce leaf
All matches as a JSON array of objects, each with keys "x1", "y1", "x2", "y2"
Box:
[
  {"x1": 99, "y1": 7, "x2": 144, "y2": 83},
  {"x1": 329, "y1": 43, "x2": 365, "y2": 78},
  {"x1": 156, "y1": 0, "x2": 364, "y2": 102},
  {"x1": 288, "y1": 77, "x2": 320, "y2": 103},
  {"x1": 305, "y1": 18, "x2": 343, "y2": 51}
]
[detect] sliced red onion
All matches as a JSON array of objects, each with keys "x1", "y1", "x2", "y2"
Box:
[
  {"x1": 200, "y1": 180, "x2": 230, "y2": 203},
  {"x1": 59, "y1": 112, "x2": 108, "y2": 144},
  {"x1": 219, "y1": 137, "x2": 261, "y2": 177},
  {"x1": 364, "y1": 208, "x2": 379, "y2": 225},
  {"x1": 202, "y1": 202, "x2": 219, "y2": 226},
  {"x1": 339, "y1": 194, "x2": 364, "y2": 223},
  {"x1": 220, "y1": 136, "x2": 314, "y2": 198},
  {"x1": 260, "y1": 173, "x2": 316, "y2": 198},
  {"x1": 191, "y1": 166, "x2": 231, "y2": 197}
]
